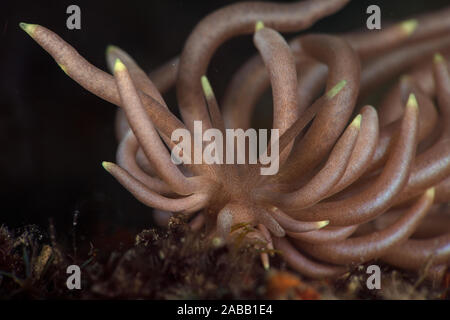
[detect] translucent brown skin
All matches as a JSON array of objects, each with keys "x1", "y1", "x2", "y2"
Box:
[
  {"x1": 113, "y1": 56, "x2": 179, "y2": 141},
  {"x1": 406, "y1": 51, "x2": 450, "y2": 96},
  {"x1": 113, "y1": 60, "x2": 209, "y2": 196},
  {"x1": 105, "y1": 46, "x2": 213, "y2": 178},
  {"x1": 220, "y1": 15, "x2": 411, "y2": 131},
  {"x1": 381, "y1": 233, "x2": 450, "y2": 271},
  {"x1": 330, "y1": 96, "x2": 437, "y2": 204},
  {"x1": 102, "y1": 162, "x2": 210, "y2": 213},
  {"x1": 106, "y1": 46, "x2": 225, "y2": 181},
  {"x1": 393, "y1": 55, "x2": 450, "y2": 205},
  {"x1": 134, "y1": 5, "x2": 450, "y2": 132},
  {"x1": 221, "y1": 14, "x2": 417, "y2": 132},
  {"x1": 287, "y1": 98, "x2": 419, "y2": 226},
  {"x1": 106, "y1": 46, "x2": 166, "y2": 104},
  {"x1": 293, "y1": 57, "x2": 329, "y2": 116},
  {"x1": 21, "y1": 25, "x2": 185, "y2": 142},
  {"x1": 21, "y1": 0, "x2": 450, "y2": 281},
  {"x1": 148, "y1": 57, "x2": 179, "y2": 95},
  {"x1": 277, "y1": 115, "x2": 360, "y2": 209},
  {"x1": 176, "y1": 0, "x2": 350, "y2": 131},
  {"x1": 200, "y1": 77, "x2": 239, "y2": 182},
  {"x1": 106, "y1": 46, "x2": 174, "y2": 144},
  {"x1": 125, "y1": 18, "x2": 416, "y2": 133},
  {"x1": 409, "y1": 50, "x2": 449, "y2": 152},
  {"x1": 104, "y1": 47, "x2": 173, "y2": 158},
  {"x1": 272, "y1": 237, "x2": 346, "y2": 279},
  {"x1": 254, "y1": 26, "x2": 299, "y2": 163},
  {"x1": 222, "y1": 54, "x2": 268, "y2": 129},
  {"x1": 116, "y1": 130, "x2": 172, "y2": 195},
  {"x1": 268, "y1": 207, "x2": 329, "y2": 233},
  {"x1": 115, "y1": 109, "x2": 130, "y2": 142},
  {"x1": 436, "y1": 176, "x2": 450, "y2": 203},
  {"x1": 373, "y1": 205, "x2": 450, "y2": 238},
  {"x1": 31, "y1": 30, "x2": 204, "y2": 182},
  {"x1": 278, "y1": 34, "x2": 361, "y2": 183},
  {"x1": 21, "y1": 18, "x2": 352, "y2": 277},
  {"x1": 394, "y1": 143, "x2": 450, "y2": 206},
  {"x1": 360, "y1": 34, "x2": 450, "y2": 99},
  {"x1": 343, "y1": 20, "x2": 417, "y2": 61},
  {"x1": 110, "y1": 59, "x2": 211, "y2": 213},
  {"x1": 324, "y1": 105, "x2": 379, "y2": 196},
  {"x1": 346, "y1": 6, "x2": 450, "y2": 60},
  {"x1": 252, "y1": 84, "x2": 346, "y2": 187},
  {"x1": 377, "y1": 76, "x2": 413, "y2": 126},
  {"x1": 221, "y1": 50, "x2": 326, "y2": 131},
  {"x1": 201, "y1": 6, "x2": 450, "y2": 134},
  {"x1": 368, "y1": 82, "x2": 437, "y2": 171},
  {"x1": 288, "y1": 225, "x2": 358, "y2": 245},
  {"x1": 295, "y1": 188, "x2": 435, "y2": 265},
  {"x1": 377, "y1": 203, "x2": 450, "y2": 276},
  {"x1": 218, "y1": 45, "x2": 448, "y2": 142},
  {"x1": 403, "y1": 6, "x2": 450, "y2": 44}
]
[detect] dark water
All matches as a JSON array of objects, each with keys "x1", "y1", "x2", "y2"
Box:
[{"x1": 0, "y1": 0, "x2": 448, "y2": 238}]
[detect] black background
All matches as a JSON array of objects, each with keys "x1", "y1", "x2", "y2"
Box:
[{"x1": 1, "y1": 0, "x2": 449, "y2": 240}]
